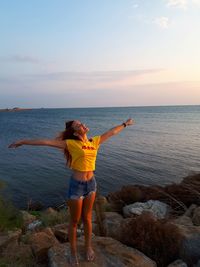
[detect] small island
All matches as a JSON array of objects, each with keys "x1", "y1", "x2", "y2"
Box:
[{"x1": 0, "y1": 107, "x2": 32, "y2": 112}]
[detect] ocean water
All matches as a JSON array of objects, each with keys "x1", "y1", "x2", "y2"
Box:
[{"x1": 0, "y1": 105, "x2": 199, "y2": 208}]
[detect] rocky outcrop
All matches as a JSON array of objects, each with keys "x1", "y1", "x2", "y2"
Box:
[
  {"x1": 29, "y1": 227, "x2": 59, "y2": 262},
  {"x1": 52, "y1": 223, "x2": 68, "y2": 242},
  {"x1": 170, "y1": 217, "x2": 200, "y2": 266},
  {"x1": 123, "y1": 200, "x2": 170, "y2": 219},
  {"x1": 48, "y1": 236, "x2": 157, "y2": 267},
  {"x1": 167, "y1": 259, "x2": 188, "y2": 267},
  {"x1": 0, "y1": 229, "x2": 22, "y2": 250},
  {"x1": 192, "y1": 207, "x2": 200, "y2": 226}
]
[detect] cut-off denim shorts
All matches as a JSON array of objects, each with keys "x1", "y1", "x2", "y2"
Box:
[{"x1": 67, "y1": 175, "x2": 97, "y2": 200}]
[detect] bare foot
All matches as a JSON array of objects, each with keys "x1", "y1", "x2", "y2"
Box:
[
  {"x1": 86, "y1": 247, "x2": 95, "y2": 261},
  {"x1": 69, "y1": 253, "x2": 79, "y2": 266}
]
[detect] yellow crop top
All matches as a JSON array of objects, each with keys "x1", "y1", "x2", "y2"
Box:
[{"x1": 66, "y1": 136, "x2": 101, "y2": 171}]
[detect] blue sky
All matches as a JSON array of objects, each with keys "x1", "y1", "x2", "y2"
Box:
[{"x1": 0, "y1": 0, "x2": 200, "y2": 108}]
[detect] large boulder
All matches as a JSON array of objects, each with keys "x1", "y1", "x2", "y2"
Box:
[
  {"x1": 0, "y1": 229, "x2": 22, "y2": 250},
  {"x1": 192, "y1": 207, "x2": 200, "y2": 226},
  {"x1": 29, "y1": 227, "x2": 59, "y2": 262},
  {"x1": 20, "y1": 210, "x2": 36, "y2": 226},
  {"x1": 171, "y1": 218, "x2": 200, "y2": 266},
  {"x1": 48, "y1": 236, "x2": 157, "y2": 267},
  {"x1": 167, "y1": 259, "x2": 188, "y2": 267},
  {"x1": 51, "y1": 223, "x2": 68, "y2": 242},
  {"x1": 103, "y1": 211, "x2": 123, "y2": 240},
  {"x1": 1, "y1": 240, "x2": 33, "y2": 266},
  {"x1": 123, "y1": 200, "x2": 170, "y2": 219}
]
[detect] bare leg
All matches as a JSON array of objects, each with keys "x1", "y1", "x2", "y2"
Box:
[
  {"x1": 82, "y1": 192, "x2": 96, "y2": 261},
  {"x1": 67, "y1": 198, "x2": 83, "y2": 266}
]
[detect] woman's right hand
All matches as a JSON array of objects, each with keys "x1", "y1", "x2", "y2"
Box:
[{"x1": 8, "y1": 141, "x2": 23, "y2": 148}]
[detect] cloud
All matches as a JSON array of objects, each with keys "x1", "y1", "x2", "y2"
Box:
[
  {"x1": 166, "y1": 0, "x2": 188, "y2": 9},
  {"x1": 0, "y1": 55, "x2": 40, "y2": 64},
  {"x1": 0, "y1": 69, "x2": 164, "y2": 95},
  {"x1": 28, "y1": 69, "x2": 162, "y2": 82},
  {"x1": 166, "y1": 0, "x2": 200, "y2": 9},
  {"x1": 192, "y1": 0, "x2": 200, "y2": 6},
  {"x1": 153, "y1": 17, "x2": 170, "y2": 29}
]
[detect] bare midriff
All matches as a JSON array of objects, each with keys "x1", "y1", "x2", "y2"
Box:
[{"x1": 72, "y1": 170, "x2": 94, "y2": 181}]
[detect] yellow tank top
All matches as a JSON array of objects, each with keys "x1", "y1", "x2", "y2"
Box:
[{"x1": 66, "y1": 136, "x2": 101, "y2": 171}]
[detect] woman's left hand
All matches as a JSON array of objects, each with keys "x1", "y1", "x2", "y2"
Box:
[{"x1": 125, "y1": 118, "x2": 134, "y2": 126}]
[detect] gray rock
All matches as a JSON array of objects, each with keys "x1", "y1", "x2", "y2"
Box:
[
  {"x1": 27, "y1": 219, "x2": 43, "y2": 231},
  {"x1": 192, "y1": 207, "x2": 200, "y2": 226},
  {"x1": 167, "y1": 259, "x2": 188, "y2": 267},
  {"x1": 48, "y1": 236, "x2": 157, "y2": 267},
  {"x1": 103, "y1": 212, "x2": 123, "y2": 240},
  {"x1": 171, "y1": 220, "x2": 200, "y2": 266},
  {"x1": 123, "y1": 200, "x2": 170, "y2": 219},
  {"x1": 184, "y1": 204, "x2": 197, "y2": 217},
  {"x1": 172, "y1": 215, "x2": 193, "y2": 227}
]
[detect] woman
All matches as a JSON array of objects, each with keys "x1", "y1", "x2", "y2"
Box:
[{"x1": 8, "y1": 118, "x2": 133, "y2": 266}]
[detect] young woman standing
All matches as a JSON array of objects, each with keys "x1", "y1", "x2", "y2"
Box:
[{"x1": 9, "y1": 118, "x2": 134, "y2": 266}]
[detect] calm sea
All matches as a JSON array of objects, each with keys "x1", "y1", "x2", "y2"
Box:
[{"x1": 0, "y1": 105, "x2": 199, "y2": 209}]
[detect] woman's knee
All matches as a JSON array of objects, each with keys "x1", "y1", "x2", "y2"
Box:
[
  {"x1": 82, "y1": 214, "x2": 92, "y2": 224},
  {"x1": 70, "y1": 218, "x2": 80, "y2": 227}
]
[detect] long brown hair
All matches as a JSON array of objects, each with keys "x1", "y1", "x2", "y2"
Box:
[{"x1": 56, "y1": 120, "x2": 81, "y2": 167}]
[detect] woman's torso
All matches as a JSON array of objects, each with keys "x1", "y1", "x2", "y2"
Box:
[{"x1": 66, "y1": 136, "x2": 101, "y2": 181}]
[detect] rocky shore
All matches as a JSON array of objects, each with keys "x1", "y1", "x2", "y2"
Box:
[
  {"x1": 0, "y1": 107, "x2": 32, "y2": 112},
  {"x1": 0, "y1": 173, "x2": 200, "y2": 267}
]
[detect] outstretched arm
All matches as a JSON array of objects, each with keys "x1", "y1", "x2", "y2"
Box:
[
  {"x1": 99, "y1": 118, "x2": 134, "y2": 144},
  {"x1": 8, "y1": 139, "x2": 66, "y2": 149}
]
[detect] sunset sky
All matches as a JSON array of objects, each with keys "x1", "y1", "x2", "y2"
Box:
[{"x1": 0, "y1": 0, "x2": 200, "y2": 108}]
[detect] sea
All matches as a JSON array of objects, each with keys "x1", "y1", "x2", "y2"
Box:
[{"x1": 0, "y1": 105, "x2": 199, "y2": 209}]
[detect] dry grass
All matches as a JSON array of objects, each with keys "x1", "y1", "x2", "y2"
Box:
[
  {"x1": 120, "y1": 212, "x2": 183, "y2": 267},
  {"x1": 107, "y1": 173, "x2": 200, "y2": 215}
]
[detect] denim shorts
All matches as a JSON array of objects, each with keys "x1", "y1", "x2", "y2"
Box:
[{"x1": 67, "y1": 175, "x2": 97, "y2": 199}]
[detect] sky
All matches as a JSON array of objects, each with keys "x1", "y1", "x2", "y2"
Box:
[{"x1": 0, "y1": 0, "x2": 200, "y2": 108}]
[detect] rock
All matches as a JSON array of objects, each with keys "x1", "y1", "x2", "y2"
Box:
[
  {"x1": 45, "y1": 207, "x2": 58, "y2": 215},
  {"x1": 192, "y1": 207, "x2": 200, "y2": 226},
  {"x1": 103, "y1": 212, "x2": 123, "y2": 240},
  {"x1": 123, "y1": 200, "x2": 170, "y2": 219},
  {"x1": 48, "y1": 236, "x2": 157, "y2": 267},
  {"x1": 52, "y1": 224, "x2": 69, "y2": 243},
  {"x1": 170, "y1": 220, "x2": 200, "y2": 266},
  {"x1": 167, "y1": 259, "x2": 188, "y2": 267},
  {"x1": 2, "y1": 241, "x2": 33, "y2": 265},
  {"x1": 29, "y1": 227, "x2": 59, "y2": 262},
  {"x1": 0, "y1": 229, "x2": 22, "y2": 250},
  {"x1": 20, "y1": 210, "x2": 36, "y2": 225},
  {"x1": 172, "y1": 215, "x2": 193, "y2": 227},
  {"x1": 184, "y1": 204, "x2": 197, "y2": 217},
  {"x1": 27, "y1": 219, "x2": 43, "y2": 231}
]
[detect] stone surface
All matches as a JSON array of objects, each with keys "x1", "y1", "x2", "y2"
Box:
[
  {"x1": 20, "y1": 210, "x2": 36, "y2": 225},
  {"x1": 184, "y1": 204, "x2": 197, "y2": 217},
  {"x1": 167, "y1": 259, "x2": 188, "y2": 267},
  {"x1": 192, "y1": 207, "x2": 200, "y2": 226},
  {"x1": 123, "y1": 200, "x2": 170, "y2": 219},
  {"x1": 103, "y1": 211, "x2": 124, "y2": 240},
  {"x1": 29, "y1": 227, "x2": 59, "y2": 261},
  {"x1": 172, "y1": 215, "x2": 193, "y2": 227},
  {"x1": 0, "y1": 229, "x2": 22, "y2": 250},
  {"x1": 171, "y1": 220, "x2": 200, "y2": 266},
  {"x1": 27, "y1": 219, "x2": 43, "y2": 231},
  {"x1": 45, "y1": 207, "x2": 58, "y2": 215},
  {"x1": 48, "y1": 236, "x2": 157, "y2": 267},
  {"x1": 2, "y1": 241, "x2": 33, "y2": 264}
]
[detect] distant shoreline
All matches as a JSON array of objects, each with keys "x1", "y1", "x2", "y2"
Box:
[{"x1": 0, "y1": 107, "x2": 32, "y2": 112}]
